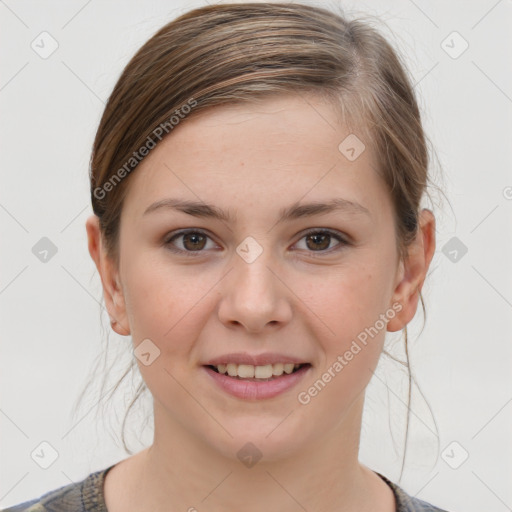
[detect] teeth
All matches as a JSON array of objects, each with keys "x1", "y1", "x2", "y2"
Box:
[
  {"x1": 213, "y1": 363, "x2": 302, "y2": 378},
  {"x1": 272, "y1": 363, "x2": 284, "y2": 375},
  {"x1": 237, "y1": 364, "x2": 255, "y2": 378}
]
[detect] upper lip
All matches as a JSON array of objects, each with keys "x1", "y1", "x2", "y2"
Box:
[{"x1": 203, "y1": 353, "x2": 310, "y2": 367}]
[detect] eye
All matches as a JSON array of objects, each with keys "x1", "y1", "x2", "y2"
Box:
[
  {"x1": 164, "y1": 228, "x2": 349, "y2": 257},
  {"x1": 164, "y1": 229, "x2": 218, "y2": 255},
  {"x1": 293, "y1": 229, "x2": 348, "y2": 254}
]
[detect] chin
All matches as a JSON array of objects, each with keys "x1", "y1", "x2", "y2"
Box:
[{"x1": 205, "y1": 417, "x2": 310, "y2": 464}]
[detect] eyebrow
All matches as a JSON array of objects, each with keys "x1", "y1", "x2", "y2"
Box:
[{"x1": 143, "y1": 197, "x2": 371, "y2": 223}]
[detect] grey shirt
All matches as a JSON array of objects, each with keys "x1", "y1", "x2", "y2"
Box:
[{"x1": 1, "y1": 466, "x2": 453, "y2": 512}]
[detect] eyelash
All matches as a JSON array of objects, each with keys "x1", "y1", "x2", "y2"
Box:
[{"x1": 163, "y1": 228, "x2": 349, "y2": 257}]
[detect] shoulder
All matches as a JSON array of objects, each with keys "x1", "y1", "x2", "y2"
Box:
[
  {"x1": 0, "y1": 466, "x2": 114, "y2": 512},
  {"x1": 376, "y1": 472, "x2": 454, "y2": 512}
]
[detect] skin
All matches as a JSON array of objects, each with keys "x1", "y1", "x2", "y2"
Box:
[{"x1": 86, "y1": 94, "x2": 435, "y2": 512}]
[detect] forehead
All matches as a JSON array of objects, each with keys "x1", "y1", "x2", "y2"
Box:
[{"x1": 121, "y1": 94, "x2": 387, "y2": 221}]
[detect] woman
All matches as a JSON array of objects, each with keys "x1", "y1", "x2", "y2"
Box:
[{"x1": 3, "y1": 3, "x2": 451, "y2": 511}]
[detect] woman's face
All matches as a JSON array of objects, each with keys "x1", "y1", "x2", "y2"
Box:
[{"x1": 94, "y1": 94, "x2": 424, "y2": 462}]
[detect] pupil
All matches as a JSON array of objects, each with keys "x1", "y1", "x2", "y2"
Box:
[
  {"x1": 307, "y1": 233, "x2": 329, "y2": 250},
  {"x1": 184, "y1": 233, "x2": 205, "y2": 250}
]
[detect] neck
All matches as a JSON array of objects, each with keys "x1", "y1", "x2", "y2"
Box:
[{"x1": 127, "y1": 393, "x2": 388, "y2": 512}]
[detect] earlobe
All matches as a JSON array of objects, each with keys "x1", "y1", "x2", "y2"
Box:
[
  {"x1": 386, "y1": 209, "x2": 436, "y2": 332},
  {"x1": 85, "y1": 214, "x2": 131, "y2": 336}
]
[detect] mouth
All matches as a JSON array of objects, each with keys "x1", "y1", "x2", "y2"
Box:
[
  {"x1": 205, "y1": 363, "x2": 310, "y2": 381},
  {"x1": 202, "y1": 363, "x2": 312, "y2": 400}
]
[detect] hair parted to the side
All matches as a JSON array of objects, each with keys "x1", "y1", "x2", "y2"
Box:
[{"x1": 74, "y1": 2, "x2": 444, "y2": 483}]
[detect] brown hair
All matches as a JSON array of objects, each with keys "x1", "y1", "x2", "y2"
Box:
[{"x1": 78, "y1": 2, "x2": 442, "y2": 482}]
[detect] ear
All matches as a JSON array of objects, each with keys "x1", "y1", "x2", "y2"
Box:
[
  {"x1": 387, "y1": 208, "x2": 436, "y2": 332},
  {"x1": 85, "y1": 214, "x2": 131, "y2": 336}
]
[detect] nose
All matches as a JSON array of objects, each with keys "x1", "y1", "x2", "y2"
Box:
[{"x1": 217, "y1": 247, "x2": 293, "y2": 333}]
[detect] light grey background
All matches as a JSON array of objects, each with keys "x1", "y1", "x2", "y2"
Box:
[{"x1": 1, "y1": 1, "x2": 511, "y2": 511}]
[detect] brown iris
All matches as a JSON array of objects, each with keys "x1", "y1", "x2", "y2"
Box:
[
  {"x1": 182, "y1": 232, "x2": 207, "y2": 251},
  {"x1": 305, "y1": 233, "x2": 331, "y2": 251}
]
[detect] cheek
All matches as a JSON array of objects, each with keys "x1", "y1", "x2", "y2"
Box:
[
  {"x1": 121, "y1": 264, "x2": 210, "y2": 407},
  {"x1": 298, "y1": 274, "x2": 388, "y2": 416},
  {"x1": 309, "y1": 263, "x2": 391, "y2": 341},
  {"x1": 121, "y1": 257, "x2": 214, "y2": 363},
  {"x1": 121, "y1": 252, "x2": 184, "y2": 330},
  {"x1": 303, "y1": 259, "x2": 392, "y2": 386}
]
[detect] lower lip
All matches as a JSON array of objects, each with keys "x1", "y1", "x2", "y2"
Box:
[{"x1": 202, "y1": 365, "x2": 311, "y2": 400}]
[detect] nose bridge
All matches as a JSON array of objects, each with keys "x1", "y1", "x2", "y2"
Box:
[
  {"x1": 232, "y1": 236, "x2": 279, "y2": 299},
  {"x1": 217, "y1": 235, "x2": 292, "y2": 330}
]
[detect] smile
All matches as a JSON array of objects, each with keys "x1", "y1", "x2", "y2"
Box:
[
  {"x1": 202, "y1": 363, "x2": 312, "y2": 400},
  {"x1": 209, "y1": 363, "x2": 306, "y2": 380}
]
